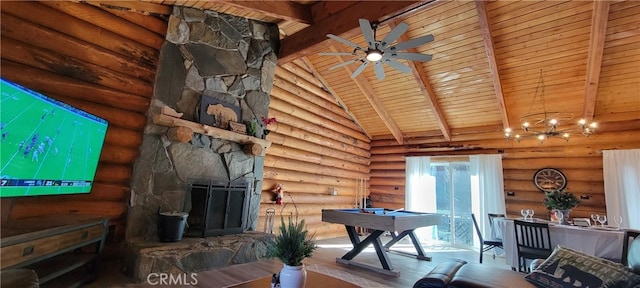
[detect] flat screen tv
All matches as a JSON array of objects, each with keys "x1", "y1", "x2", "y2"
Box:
[{"x1": 0, "y1": 78, "x2": 108, "y2": 197}]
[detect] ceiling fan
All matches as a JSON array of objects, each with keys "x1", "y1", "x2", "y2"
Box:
[{"x1": 320, "y1": 19, "x2": 434, "y2": 80}]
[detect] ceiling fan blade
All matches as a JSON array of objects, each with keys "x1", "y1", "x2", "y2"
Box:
[
  {"x1": 328, "y1": 58, "x2": 360, "y2": 70},
  {"x1": 359, "y1": 19, "x2": 376, "y2": 50},
  {"x1": 385, "y1": 58, "x2": 412, "y2": 73},
  {"x1": 381, "y1": 22, "x2": 409, "y2": 48},
  {"x1": 319, "y1": 52, "x2": 357, "y2": 56},
  {"x1": 391, "y1": 52, "x2": 433, "y2": 62},
  {"x1": 351, "y1": 61, "x2": 370, "y2": 78},
  {"x1": 374, "y1": 61, "x2": 385, "y2": 80},
  {"x1": 388, "y1": 34, "x2": 434, "y2": 51},
  {"x1": 327, "y1": 34, "x2": 364, "y2": 51}
]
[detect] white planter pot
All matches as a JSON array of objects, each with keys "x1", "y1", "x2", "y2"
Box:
[{"x1": 279, "y1": 264, "x2": 307, "y2": 288}]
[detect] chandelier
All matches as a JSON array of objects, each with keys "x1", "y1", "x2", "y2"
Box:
[{"x1": 504, "y1": 70, "x2": 597, "y2": 143}]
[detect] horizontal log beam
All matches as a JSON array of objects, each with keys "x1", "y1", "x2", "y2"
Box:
[
  {"x1": 266, "y1": 143, "x2": 369, "y2": 173},
  {"x1": 55, "y1": 95, "x2": 147, "y2": 130},
  {"x1": 269, "y1": 122, "x2": 370, "y2": 158},
  {"x1": 263, "y1": 167, "x2": 358, "y2": 188},
  {"x1": 269, "y1": 109, "x2": 370, "y2": 149},
  {"x1": 264, "y1": 154, "x2": 368, "y2": 180},
  {"x1": 260, "y1": 192, "x2": 353, "y2": 205},
  {"x1": 99, "y1": 144, "x2": 140, "y2": 165},
  {"x1": 0, "y1": 37, "x2": 153, "y2": 97},
  {"x1": 1, "y1": 60, "x2": 151, "y2": 113},
  {"x1": 94, "y1": 163, "x2": 133, "y2": 183},
  {"x1": 271, "y1": 84, "x2": 363, "y2": 133},
  {"x1": 274, "y1": 67, "x2": 338, "y2": 106},
  {"x1": 40, "y1": 1, "x2": 164, "y2": 49},
  {"x1": 268, "y1": 132, "x2": 369, "y2": 166},
  {"x1": 261, "y1": 180, "x2": 367, "y2": 198},
  {"x1": 104, "y1": 126, "x2": 143, "y2": 148},
  {"x1": 1, "y1": 2, "x2": 157, "y2": 65}
]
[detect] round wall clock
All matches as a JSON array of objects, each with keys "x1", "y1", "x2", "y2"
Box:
[{"x1": 533, "y1": 168, "x2": 567, "y2": 192}]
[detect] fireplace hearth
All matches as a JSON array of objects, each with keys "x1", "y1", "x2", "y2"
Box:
[{"x1": 184, "y1": 179, "x2": 252, "y2": 237}]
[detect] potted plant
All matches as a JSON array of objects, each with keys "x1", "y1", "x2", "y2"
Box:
[
  {"x1": 265, "y1": 216, "x2": 316, "y2": 288},
  {"x1": 543, "y1": 189, "x2": 579, "y2": 224}
]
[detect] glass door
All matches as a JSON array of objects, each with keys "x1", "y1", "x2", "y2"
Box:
[{"x1": 430, "y1": 162, "x2": 473, "y2": 247}]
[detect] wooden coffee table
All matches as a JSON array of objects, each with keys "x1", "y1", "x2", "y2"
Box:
[{"x1": 229, "y1": 270, "x2": 360, "y2": 287}]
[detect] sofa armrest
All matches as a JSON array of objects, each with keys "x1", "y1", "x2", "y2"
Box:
[{"x1": 413, "y1": 259, "x2": 467, "y2": 288}]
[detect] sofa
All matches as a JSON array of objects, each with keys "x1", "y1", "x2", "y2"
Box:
[
  {"x1": 414, "y1": 241, "x2": 640, "y2": 288},
  {"x1": 412, "y1": 259, "x2": 536, "y2": 288}
]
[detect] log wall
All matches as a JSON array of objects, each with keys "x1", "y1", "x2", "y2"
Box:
[
  {"x1": 259, "y1": 63, "x2": 371, "y2": 240},
  {"x1": 369, "y1": 120, "x2": 640, "y2": 220},
  {"x1": 0, "y1": 1, "x2": 168, "y2": 240}
]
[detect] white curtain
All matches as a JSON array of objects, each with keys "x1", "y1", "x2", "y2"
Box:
[
  {"x1": 405, "y1": 156, "x2": 436, "y2": 241},
  {"x1": 603, "y1": 149, "x2": 640, "y2": 229},
  {"x1": 470, "y1": 154, "x2": 506, "y2": 242},
  {"x1": 405, "y1": 156, "x2": 435, "y2": 213}
]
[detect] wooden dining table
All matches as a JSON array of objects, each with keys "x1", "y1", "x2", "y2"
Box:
[{"x1": 496, "y1": 218, "x2": 625, "y2": 268}]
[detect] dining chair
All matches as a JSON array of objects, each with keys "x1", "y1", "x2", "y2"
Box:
[
  {"x1": 471, "y1": 214, "x2": 503, "y2": 264},
  {"x1": 487, "y1": 213, "x2": 506, "y2": 239},
  {"x1": 622, "y1": 229, "x2": 640, "y2": 266},
  {"x1": 513, "y1": 220, "x2": 553, "y2": 272}
]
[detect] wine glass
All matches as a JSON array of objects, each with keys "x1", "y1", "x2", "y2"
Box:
[
  {"x1": 529, "y1": 209, "x2": 535, "y2": 221},
  {"x1": 521, "y1": 209, "x2": 527, "y2": 220},
  {"x1": 554, "y1": 210, "x2": 564, "y2": 225},
  {"x1": 597, "y1": 215, "x2": 607, "y2": 228},
  {"x1": 614, "y1": 216, "x2": 623, "y2": 230},
  {"x1": 590, "y1": 213, "x2": 599, "y2": 227}
]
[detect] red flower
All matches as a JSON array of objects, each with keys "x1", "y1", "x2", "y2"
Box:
[{"x1": 261, "y1": 116, "x2": 277, "y2": 125}]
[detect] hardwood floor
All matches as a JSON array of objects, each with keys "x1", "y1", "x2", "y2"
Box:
[{"x1": 86, "y1": 236, "x2": 512, "y2": 287}]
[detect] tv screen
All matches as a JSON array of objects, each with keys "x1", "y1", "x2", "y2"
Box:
[{"x1": 0, "y1": 78, "x2": 108, "y2": 197}]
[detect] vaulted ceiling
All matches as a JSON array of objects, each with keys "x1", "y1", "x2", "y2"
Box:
[{"x1": 145, "y1": 1, "x2": 639, "y2": 144}]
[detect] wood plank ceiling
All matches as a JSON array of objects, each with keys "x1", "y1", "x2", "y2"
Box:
[{"x1": 143, "y1": 0, "x2": 640, "y2": 144}]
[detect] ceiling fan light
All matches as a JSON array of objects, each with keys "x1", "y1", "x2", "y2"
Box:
[{"x1": 366, "y1": 50, "x2": 383, "y2": 62}]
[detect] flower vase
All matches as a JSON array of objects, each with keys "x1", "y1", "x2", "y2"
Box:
[
  {"x1": 279, "y1": 264, "x2": 306, "y2": 288},
  {"x1": 556, "y1": 209, "x2": 571, "y2": 225}
]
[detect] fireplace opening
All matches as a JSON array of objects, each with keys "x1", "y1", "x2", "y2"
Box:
[{"x1": 183, "y1": 179, "x2": 252, "y2": 237}]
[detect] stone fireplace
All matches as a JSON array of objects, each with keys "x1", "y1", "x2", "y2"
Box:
[{"x1": 123, "y1": 6, "x2": 279, "y2": 282}]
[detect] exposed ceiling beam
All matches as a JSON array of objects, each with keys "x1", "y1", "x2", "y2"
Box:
[
  {"x1": 583, "y1": 1, "x2": 610, "y2": 122},
  {"x1": 332, "y1": 46, "x2": 404, "y2": 144},
  {"x1": 309, "y1": 1, "x2": 359, "y2": 23},
  {"x1": 218, "y1": 1, "x2": 313, "y2": 24},
  {"x1": 390, "y1": 20, "x2": 451, "y2": 141},
  {"x1": 85, "y1": 1, "x2": 171, "y2": 15},
  {"x1": 299, "y1": 57, "x2": 371, "y2": 138},
  {"x1": 475, "y1": 1, "x2": 509, "y2": 130},
  {"x1": 278, "y1": 1, "x2": 424, "y2": 64}
]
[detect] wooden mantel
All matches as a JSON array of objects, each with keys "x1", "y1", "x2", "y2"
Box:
[{"x1": 152, "y1": 106, "x2": 271, "y2": 152}]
